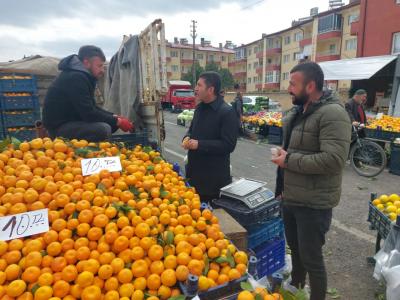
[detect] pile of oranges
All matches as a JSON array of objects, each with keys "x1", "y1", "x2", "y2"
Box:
[{"x1": 0, "y1": 137, "x2": 248, "y2": 299}]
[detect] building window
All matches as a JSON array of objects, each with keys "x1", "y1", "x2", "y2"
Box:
[
  {"x1": 248, "y1": 64, "x2": 251, "y2": 70},
  {"x1": 294, "y1": 32, "x2": 303, "y2": 42},
  {"x1": 235, "y1": 48, "x2": 247, "y2": 60},
  {"x1": 265, "y1": 71, "x2": 280, "y2": 83},
  {"x1": 345, "y1": 38, "x2": 357, "y2": 51},
  {"x1": 170, "y1": 51, "x2": 178, "y2": 57},
  {"x1": 293, "y1": 52, "x2": 302, "y2": 61},
  {"x1": 253, "y1": 76, "x2": 258, "y2": 83},
  {"x1": 171, "y1": 65, "x2": 179, "y2": 72},
  {"x1": 282, "y1": 72, "x2": 289, "y2": 80},
  {"x1": 254, "y1": 46, "x2": 259, "y2": 53},
  {"x1": 283, "y1": 54, "x2": 290, "y2": 63},
  {"x1": 318, "y1": 13, "x2": 342, "y2": 33},
  {"x1": 248, "y1": 78, "x2": 252, "y2": 84},
  {"x1": 268, "y1": 39, "x2": 274, "y2": 48},
  {"x1": 253, "y1": 62, "x2": 259, "y2": 68},
  {"x1": 197, "y1": 53, "x2": 204, "y2": 59},
  {"x1": 181, "y1": 52, "x2": 185, "y2": 58},
  {"x1": 248, "y1": 49, "x2": 252, "y2": 56},
  {"x1": 181, "y1": 66, "x2": 185, "y2": 73},
  {"x1": 284, "y1": 36, "x2": 291, "y2": 45},
  {"x1": 393, "y1": 32, "x2": 400, "y2": 54},
  {"x1": 221, "y1": 56, "x2": 226, "y2": 61},
  {"x1": 208, "y1": 55, "x2": 214, "y2": 62},
  {"x1": 348, "y1": 14, "x2": 359, "y2": 25},
  {"x1": 329, "y1": 44, "x2": 337, "y2": 54}
]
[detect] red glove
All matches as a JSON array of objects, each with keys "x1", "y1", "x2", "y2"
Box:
[{"x1": 117, "y1": 117, "x2": 134, "y2": 132}]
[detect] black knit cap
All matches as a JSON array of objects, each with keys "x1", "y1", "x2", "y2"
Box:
[{"x1": 78, "y1": 45, "x2": 106, "y2": 61}]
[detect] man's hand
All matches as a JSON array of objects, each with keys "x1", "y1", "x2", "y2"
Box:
[
  {"x1": 271, "y1": 148, "x2": 288, "y2": 168},
  {"x1": 352, "y1": 121, "x2": 360, "y2": 126},
  {"x1": 182, "y1": 137, "x2": 190, "y2": 149},
  {"x1": 117, "y1": 117, "x2": 134, "y2": 132},
  {"x1": 182, "y1": 138, "x2": 199, "y2": 150}
]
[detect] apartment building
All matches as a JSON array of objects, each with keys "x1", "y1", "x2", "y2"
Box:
[
  {"x1": 166, "y1": 38, "x2": 234, "y2": 81},
  {"x1": 230, "y1": 45, "x2": 247, "y2": 90},
  {"x1": 229, "y1": 1, "x2": 361, "y2": 92}
]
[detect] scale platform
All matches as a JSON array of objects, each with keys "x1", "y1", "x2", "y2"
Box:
[{"x1": 219, "y1": 178, "x2": 275, "y2": 209}]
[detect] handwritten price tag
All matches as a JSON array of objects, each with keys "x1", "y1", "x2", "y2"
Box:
[
  {"x1": 81, "y1": 156, "x2": 122, "y2": 176},
  {"x1": 0, "y1": 209, "x2": 49, "y2": 241}
]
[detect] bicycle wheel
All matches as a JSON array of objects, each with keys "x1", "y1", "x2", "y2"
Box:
[{"x1": 350, "y1": 140, "x2": 387, "y2": 177}]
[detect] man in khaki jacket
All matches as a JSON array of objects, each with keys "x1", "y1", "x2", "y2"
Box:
[{"x1": 272, "y1": 62, "x2": 351, "y2": 300}]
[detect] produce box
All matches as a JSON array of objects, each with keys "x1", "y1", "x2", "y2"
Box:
[
  {"x1": 389, "y1": 143, "x2": 400, "y2": 175},
  {"x1": 213, "y1": 208, "x2": 247, "y2": 251},
  {"x1": 0, "y1": 94, "x2": 39, "y2": 110},
  {"x1": 0, "y1": 73, "x2": 37, "y2": 93},
  {"x1": 245, "y1": 217, "x2": 284, "y2": 249},
  {"x1": 250, "y1": 237, "x2": 286, "y2": 278},
  {"x1": 368, "y1": 201, "x2": 392, "y2": 239},
  {"x1": 109, "y1": 131, "x2": 150, "y2": 148},
  {"x1": 5, "y1": 127, "x2": 36, "y2": 141},
  {"x1": 2, "y1": 111, "x2": 41, "y2": 128}
]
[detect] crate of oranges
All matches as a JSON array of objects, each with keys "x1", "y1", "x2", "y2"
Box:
[{"x1": 0, "y1": 137, "x2": 249, "y2": 299}]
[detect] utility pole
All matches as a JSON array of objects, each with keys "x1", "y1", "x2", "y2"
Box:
[{"x1": 190, "y1": 20, "x2": 197, "y2": 87}]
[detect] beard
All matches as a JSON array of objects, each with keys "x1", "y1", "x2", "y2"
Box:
[{"x1": 291, "y1": 90, "x2": 309, "y2": 106}]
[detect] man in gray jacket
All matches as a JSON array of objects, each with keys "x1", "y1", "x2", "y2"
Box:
[{"x1": 272, "y1": 62, "x2": 351, "y2": 300}]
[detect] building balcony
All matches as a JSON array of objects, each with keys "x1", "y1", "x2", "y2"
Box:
[
  {"x1": 264, "y1": 83, "x2": 280, "y2": 89},
  {"x1": 265, "y1": 64, "x2": 281, "y2": 71},
  {"x1": 299, "y1": 38, "x2": 312, "y2": 48},
  {"x1": 167, "y1": 72, "x2": 172, "y2": 76},
  {"x1": 265, "y1": 48, "x2": 282, "y2": 55},
  {"x1": 256, "y1": 51, "x2": 264, "y2": 59},
  {"x1": 317, "y1": 31, "x2": 341, "y2": 41},
  {"x1": 166, "y1": 57, "x2": 171, "y2": 62},
  {"x1": 315, "y1": 51, "x2": 340, "y2": 62},
  {"x1": 233, "y1": 71, "x2": 247, "y2": 77},
  {"x1": 256, "y1": 67, "x2": 263, "y2": 74},
  {"x1": 350, "y1": 20, "x2": 359, "y2": 36},
  {"x1": 180, "y1": 58, "x2": 194, "y2": 64},
  {"x1": 255, "y1": 83, "x2": 263, "y2": 89}
]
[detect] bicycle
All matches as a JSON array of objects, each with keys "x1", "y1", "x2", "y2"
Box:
[{"x1": 349, "y1": 125, "x2": 387, "y2": 177}]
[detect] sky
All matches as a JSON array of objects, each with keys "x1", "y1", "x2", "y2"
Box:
[{"x1": 0, "y1": 0, "x2": 349, "y2": 62}]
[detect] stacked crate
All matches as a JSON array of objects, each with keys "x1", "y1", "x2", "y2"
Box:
[{"x1": 0, "y1": 73, "x2": 40, "y2": 141}]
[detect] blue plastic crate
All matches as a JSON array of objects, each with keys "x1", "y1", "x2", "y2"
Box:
[
  {"x1": 245, "y1": 218, "x2": 284, "y2": 249},
  {"x1": 0, "y1": 95, "x2": 39, "y2": 110},
  {"x1": 3, "y1": 111, "x2": 41, "y2": 128},
  {"x1": 367, "y1": 201, "x2": 391, "y2": 239},
  {"x1": 5, "y1": 128, "x2": 36, "y2": 141},
  {"x1": 268, "y1": 126, "x2": 282, "y2": 136},
  {"x1": 109, "y1": 131, "x2": 150, "y2": 148},
  {"x1": 268, "y1": 134, "x2": 283, "y2": 145},
  {"x1": 389, "y1": 144, "x2": 400, "y2": 176},
  {"x1": 252, "y1": 238, "x2": 286, "y2": 278},
  {"x1": 0, "y1": 74, "x2": 37, "y2": 93}
]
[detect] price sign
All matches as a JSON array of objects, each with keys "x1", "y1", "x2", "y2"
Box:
[
  {"x1": 0, "y1": 209, "x2": 49, "y2": 241},
  {"x1": 81, "y1": 156, "x2": 122, "y2": 176}
]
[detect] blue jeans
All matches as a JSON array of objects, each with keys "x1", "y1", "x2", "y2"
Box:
[{"x1": 282, "y1": 204, "x2": 332, "y2": 300}]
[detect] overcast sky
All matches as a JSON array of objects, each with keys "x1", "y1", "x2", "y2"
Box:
[{"x1": 0, "y1": 0, "x2": 348, "y2": 62}]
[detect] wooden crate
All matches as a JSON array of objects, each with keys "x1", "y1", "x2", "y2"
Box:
[{"x1": 213, "y1": 208, "x2": 248, "y2": 251}]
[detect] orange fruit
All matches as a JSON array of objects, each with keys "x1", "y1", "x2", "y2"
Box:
[
  {"x1": 6, "y1": 279, "x2": 26, "y2": 297},
  {"x1": 148, "y1": 245, "x2": 164, "y2": 261},
  {"x1": 81, "y1": 285, "x2": 101, "y2": 300}
]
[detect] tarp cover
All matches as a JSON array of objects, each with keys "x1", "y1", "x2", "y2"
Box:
[
  {"x1": 318, "y1": 55, "x2": 397, "y2": 80},
  {"x1": 0, "y1": 55, "x2": 60, "y2": 76}
]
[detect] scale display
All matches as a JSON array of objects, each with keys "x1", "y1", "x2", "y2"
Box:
[{"x1": 219, "y1": 178, "x2": 275, "y2": 209}]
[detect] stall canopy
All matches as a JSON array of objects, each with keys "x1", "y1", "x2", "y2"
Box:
[
  {"x1": 0, "y1": 55, "x2": 60, "y2": 76},
  {"x1": 318, "y1": 55, "x2": 397, "y2": 81}
]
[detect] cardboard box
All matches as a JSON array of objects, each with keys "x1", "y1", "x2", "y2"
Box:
[{"x1": 213, "y1": 208, "x2": 248, "y2": 251}]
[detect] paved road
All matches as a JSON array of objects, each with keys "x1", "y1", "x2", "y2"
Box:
[{"x1": 162, "y1": 111, "x2": 398, "y2": 299}]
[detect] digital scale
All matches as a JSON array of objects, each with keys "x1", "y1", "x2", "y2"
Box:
[{"x1": 219, "y1": 178, "x2": 275, "y2": 209}]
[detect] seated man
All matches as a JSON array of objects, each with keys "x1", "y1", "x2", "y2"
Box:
[{"x1": 43, "y1": 45, "x2": 133, "y2": 142}]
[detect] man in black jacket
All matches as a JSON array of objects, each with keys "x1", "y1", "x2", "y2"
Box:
[
  {"x1": 345, "y1": 89, "x2": 367, "y2": 126},
  {"x1": 43, "y1": 45, "x2": 133, "y2": 142},
  {"x1": 182, "y1": 72, "x2": 238, "y2": 203}
]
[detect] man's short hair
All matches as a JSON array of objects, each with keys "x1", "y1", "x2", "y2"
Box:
[
  {"x1": 290, "y1": 62, "x2": 324, "y2": 91},
  {"x1": 354, "y1": 89, "x2": 367, "y2": 96},
  {"x1": 199, "y1": 71, "x2": 221, "y2": 96},
  {"x1": 78, "y1": 45, "x2": 106, "y2": 62},
  {"x1": 234, "y1": 83, "x2": 240, "y2": 90}
]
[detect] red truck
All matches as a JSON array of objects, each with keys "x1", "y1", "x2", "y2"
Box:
[{"x1": 161, "y1": 80, "x2": 196, "y2": 112}]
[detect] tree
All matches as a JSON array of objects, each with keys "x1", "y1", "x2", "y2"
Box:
[
  {"x1": 181, "y1": 62, "x2": 204, "y2": 86},
  {"x1": 219, "y1": 68, "x2": 235, "y2": 89},
  {"x1": 181, "y1": 62, "x2": 235, "y2": 89}
]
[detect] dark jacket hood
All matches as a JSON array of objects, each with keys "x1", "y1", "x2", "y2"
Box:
[{"x1": 58, "y1": 55, "x2": 91, "y2": 75}]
